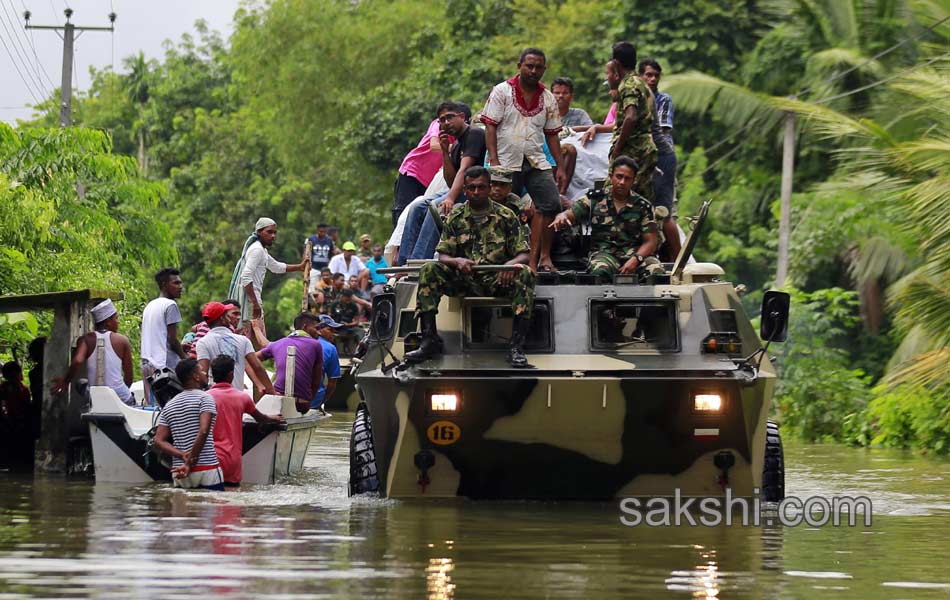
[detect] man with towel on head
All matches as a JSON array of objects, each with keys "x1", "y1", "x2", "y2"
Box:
[
  {"x1": 228, "y1": 217, "x2": 309, "y2": 348},
  {"x1": 52, "y1": 299, "x2": 134, "y2": 405}
]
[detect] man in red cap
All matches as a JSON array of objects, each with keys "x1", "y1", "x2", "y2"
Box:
[{"x1": 195, "y1": 302, "x2": 274, "y2": 396}]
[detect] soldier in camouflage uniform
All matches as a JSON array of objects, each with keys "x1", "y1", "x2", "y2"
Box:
[
  {"x1": 330, "y1": 289, "x2": 364, "y2": 355},
  {"x1": 323, "y1": 273, "x2": 345, "y2": 313},
  {"x1": 488, "y1": 167, "x2": 533, "y2": 240},
  {"x1": 551, "y1": 156, "x2": 658, "y2": 279},
  {"x1": 608, "y1": 42, "x2": 657, "y2": 203},
  {"x1": 407, "y1": 166, "x2": 535, "y2": 368}
]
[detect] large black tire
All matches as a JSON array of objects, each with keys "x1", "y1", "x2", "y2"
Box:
[
  {"x1": 762, "y1": 419, "x2": 785, "y2": 502},
  {"x1": 349, "y1": 401, "x2": 380, "y2": 496}
]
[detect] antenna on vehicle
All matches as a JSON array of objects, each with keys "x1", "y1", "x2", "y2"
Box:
[{"x1": 670, "y1": 200, "x2": 711, "y2": 284}]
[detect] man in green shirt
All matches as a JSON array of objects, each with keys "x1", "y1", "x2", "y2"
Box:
[
  {"x1": 608, "y1": 42, "x2": 657, "y2": 204},
  {"x1": 551, "y1": 156, "x2": 657, "y2": 279},
  {"x1": 407, "y1": 166, "x2": 535, "y2": 367}
]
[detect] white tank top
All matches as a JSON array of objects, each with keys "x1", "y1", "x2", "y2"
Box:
[{"x1": 88, "y1": 331, "x2": 133, "y2": 404}]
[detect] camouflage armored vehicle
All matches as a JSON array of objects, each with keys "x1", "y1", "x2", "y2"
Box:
[{"x1": 348, "y1": 202, "x2": 790, "y2": 500}]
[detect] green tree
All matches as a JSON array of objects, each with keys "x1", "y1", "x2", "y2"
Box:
[
  {"x1": 124, "y1": 51, "x2": 155, "y2": 174},
  {"x1": 0, "y1": 124, "x2": 176, "y2": 357}
]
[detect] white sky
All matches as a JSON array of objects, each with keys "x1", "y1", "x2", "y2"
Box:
[{"x1": 1, "y1": 0, "x2": 241, "y2": 125}]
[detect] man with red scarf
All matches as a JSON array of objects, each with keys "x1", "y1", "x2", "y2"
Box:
[{"x1": 481, "y1": 47, "x2": 563, "y2": 274}]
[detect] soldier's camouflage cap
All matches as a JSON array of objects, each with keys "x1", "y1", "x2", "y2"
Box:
[{"x1": 488, "y1": 166, "x2": 514, "y2": 184}]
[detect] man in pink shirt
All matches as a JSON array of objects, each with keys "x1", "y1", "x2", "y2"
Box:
[
  {"x1": 206, "y1": 354, "x2": 284, "y2": 487},
  {"x1": 392, "y1": 117, "x2": 454, "y2": 226}
]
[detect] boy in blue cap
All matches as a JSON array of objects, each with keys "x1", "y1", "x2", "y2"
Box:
[{"x1": 311, "y1": 315, "x2": 343, "y2": 410}]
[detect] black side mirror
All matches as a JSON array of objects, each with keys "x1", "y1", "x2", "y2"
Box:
[
  {"x1": 760, "y1": 290, "x2": 790, "y2": 343},
  {"x1": 370, "y1": 293, "x2": 396, "y2": 342}
]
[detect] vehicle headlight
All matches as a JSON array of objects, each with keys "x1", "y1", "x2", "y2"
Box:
[
  {"x1": 694, "y1": 393, "x2": 722, "y2": 412},
  {"x1": 431, "y1": 393, "x2": 459, "y2": 412}
]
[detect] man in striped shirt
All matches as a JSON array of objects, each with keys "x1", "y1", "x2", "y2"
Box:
[{"x1": 154, "y1": 358, "x2": 224, "y2": 491}]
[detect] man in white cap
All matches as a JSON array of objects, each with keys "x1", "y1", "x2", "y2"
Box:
[
  {"x1": 228, "y1": 217, "x2": 308, "y2": 347},
  {"x1": 52, "y1": 299, "x2": 134, "y2": 405}
]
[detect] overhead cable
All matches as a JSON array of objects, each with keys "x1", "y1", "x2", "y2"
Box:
[{"x1": 0, "y1": 2, "x2": 46, "y2": 101}]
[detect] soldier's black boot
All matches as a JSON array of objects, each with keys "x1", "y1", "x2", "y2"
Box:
[
  {"x1": 507, "y1": 315, "x2": 531, "y2": 368},
  {"x1": 405, "y1": 311, "x2": 442, "y2": 363}
]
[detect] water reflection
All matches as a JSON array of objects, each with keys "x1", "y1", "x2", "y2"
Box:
[
  {"x1": 426, "y1": 557, "x2": 456, "y2": 599},
  {"x1": 0, "y1": 417, "x2": 949, "y2": 599},
  {"x1": 666, "y1": 547, "x2": 720, "y2": 597}
]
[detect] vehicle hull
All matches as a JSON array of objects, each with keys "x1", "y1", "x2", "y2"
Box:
[{"x1": 358, "y1": 370, "x2": 774, "y2": 499}]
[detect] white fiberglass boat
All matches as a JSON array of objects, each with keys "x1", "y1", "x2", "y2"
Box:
[{"x1": 82, "y1": 344, "x2": 327, "y2": 484}]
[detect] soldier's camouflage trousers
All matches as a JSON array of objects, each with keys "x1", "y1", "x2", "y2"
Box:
[
  {"x1": 416, "y1": 262, "x2": 536, "y2": 318},
  {"x1": 634, "y1": 149, "x2": 657, "y2": 203},
  {"x1": 588, "y1": 250, "x2": 635, "y2": 278}
]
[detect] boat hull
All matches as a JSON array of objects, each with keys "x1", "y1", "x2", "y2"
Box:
[{"x1": 82, "y1": 388, "x2": 328, "y2": 485}]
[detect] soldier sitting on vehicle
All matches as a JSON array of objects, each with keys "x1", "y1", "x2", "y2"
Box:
[
  {"x1": 488, "y1": 167, "x2": 534, "y2": 239},
  {"x1": 550, "y1": 156, "x2": 658, "y2": 279},
  {"x1": 405, "y1": 165, "x2": 536, "y2": 368}
]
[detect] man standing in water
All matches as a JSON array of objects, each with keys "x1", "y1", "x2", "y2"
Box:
[
  {"x1": 141, "y1": 268, "x2": 187, "y2": 404},
  {"x1": 153, "y1": 358, "x2": 224, "y2": 491},
  {"x1": 230, "y1": 217, "x2": 308, "y2": 346},
  {"x1": 482, "y1": 47, "x2": 564, "y2": 273},
  {"x1": 207, "y1": 355, "x2": 284, "y2": 487}
]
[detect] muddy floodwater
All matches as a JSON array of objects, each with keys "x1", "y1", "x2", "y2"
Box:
[{"x1": 1, "y1": 414, "x2": 949, "y2": 599}]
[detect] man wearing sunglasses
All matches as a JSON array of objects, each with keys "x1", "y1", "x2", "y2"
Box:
[{"x1": 406, "y1": 166, "x2": 535, "y2": 368}]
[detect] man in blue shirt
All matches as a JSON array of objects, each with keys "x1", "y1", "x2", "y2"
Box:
[
  {"x1": 311, "y1": 315, "x2": 343, "y2": 410},
  {"x1": 638, "y1": 58, "x2": 681, "y2": 261},
  {"x1": 304, "y1": 223, "x2": 336, "y2": 295},
  {"x1": 365, "y1": 244, "x2": 389, "y2": 289}
]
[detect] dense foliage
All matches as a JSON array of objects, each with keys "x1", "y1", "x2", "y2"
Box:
[
  {"x1": 0, "y1": 124, "x2": 176, "y2": 354},
  {"x1": 2, "y1": 0, "x2": 947, "y2": 450}
]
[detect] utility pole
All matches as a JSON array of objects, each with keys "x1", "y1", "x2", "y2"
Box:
[
  {"x1": 775, "y1": 111, "x2": 796, "y2": 287},
  {"x1": 24, "y1": 8, "x2": 116, "y2": 127}
]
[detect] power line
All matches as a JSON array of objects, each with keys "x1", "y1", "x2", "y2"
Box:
[
  {"x1": 25, "y1": 7, "x2": 115, "y2": 126},
  {"x1": 793, "y1": 14, "x2": 949, "y2": 100},
  {"x1": 0, "y1": 2, "x2": 46, "y2": 100},
  {"x1": 5, "y1": 1, "x2": 53, "y2": 90},
  {"x1": 813, "y1": 51, "x2": 950, "y2": 105},
  {"x1": 0, "y1": 23, "x2": 40, "y2": 102},
  {"x1": 699, "y1": 16, "x2": 950, "y2": 171},
  {"x1": 17, "y1": 1, "x2": 56, "y2": 88}
]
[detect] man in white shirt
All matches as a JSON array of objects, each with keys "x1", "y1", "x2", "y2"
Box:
[
  {"x1": 328, "y1": 241, "x2": 365, "y2": 279},
  {"x1": 237, "y1": 217, "x2": 308, "y2": 344},
  {"x1": 481, "y1": 47, "x2": 564, "y2": 274},
  {"x1": 195, "y1": 302, "x2": 275, "y2": 397},
  {"x1": 141, "y1": 268, "x2": 187, "y2": 405}
]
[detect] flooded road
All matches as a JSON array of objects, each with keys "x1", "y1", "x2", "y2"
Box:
[{"x1": 1, "y1": 414, "x2": 949, "y2": 599}]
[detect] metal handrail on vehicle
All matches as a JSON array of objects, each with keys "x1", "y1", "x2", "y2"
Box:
[{"x1": 376, "y1": 264, "x2": 524, "y2": 274}]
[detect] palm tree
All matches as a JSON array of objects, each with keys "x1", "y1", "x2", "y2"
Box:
[
  {"x1": 774, "y1": 66, "x2": 949, "y2": 389},
  {"x1": 662, "y1": 0, "x2": 945, "y2": 329},
  {"x1": 123, "y1": 52, "x2": 151, "y2": 174}
]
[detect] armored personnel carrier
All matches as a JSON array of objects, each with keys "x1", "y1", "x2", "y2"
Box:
[{"x1": 348, "y1": 202, "x2": 790, "y2": 500}]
